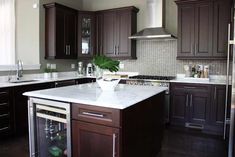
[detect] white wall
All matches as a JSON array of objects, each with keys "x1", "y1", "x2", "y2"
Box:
[{"x1": 16, "y1": 0, "x2": 40, "y2": 65}]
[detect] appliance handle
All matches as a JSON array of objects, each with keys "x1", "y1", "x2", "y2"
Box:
[
  {"x1": 224, "y1": 23, "x2": 231, "y2": 139},
  {"x1": 112, "y1": 133, "x2": 116, "y2": 157},
  {"x1": 36, "y1": 104, "x2": 67, "y2": 115},
  {"x1": 36, "y1": 113, "x2": 67, "y2": 123}
]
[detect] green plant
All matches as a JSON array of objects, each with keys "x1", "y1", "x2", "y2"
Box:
[
  {"x1": 92, "y1": 55, "x2": 120, "y2": 72},
  {"x1": 44, "y1": 67, "x2": 51, "y2": 73}
]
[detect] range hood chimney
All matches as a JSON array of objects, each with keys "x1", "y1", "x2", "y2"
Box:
[{"x1": 129, "y1": 0, "x2": 176, "y2": 40}]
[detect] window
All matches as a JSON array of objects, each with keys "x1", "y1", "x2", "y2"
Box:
[{"x1": 0, "y1": 0, "x2": 15, "y2": 65}]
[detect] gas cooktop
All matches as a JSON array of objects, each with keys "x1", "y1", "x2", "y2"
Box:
[{"x1": 129, "y1": 75, "x2": 175, "y2": 81}]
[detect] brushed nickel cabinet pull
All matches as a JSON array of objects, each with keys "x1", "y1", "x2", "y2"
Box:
[
  {"x1": 186, "y1": 94, "x2": 189, "y2": 107},
  {"x1": 82, "y1": 111, "x2": 104, "y2": 118},
  {"x1": 214, "y1": 87, "x2": 217, "y2": 100},
  {"x1": 190, "y1": 94, "x2": 193, "y2": 107}
]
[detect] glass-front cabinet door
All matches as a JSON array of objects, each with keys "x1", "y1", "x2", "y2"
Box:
[{"x1": 78, "y1": 12, "x2": 96, "y2": 58}]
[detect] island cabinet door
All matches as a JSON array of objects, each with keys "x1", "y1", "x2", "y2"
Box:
[{"x1": 72, "y1": 120, "x2": 120, "y2": 157}]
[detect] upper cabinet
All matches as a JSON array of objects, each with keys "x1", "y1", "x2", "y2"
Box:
[
  {"x1": 176, "y1": 0, "x2": 232, "y2": 59},
  {"x1": 78, "y1": 11, "x2": 96, "y2": 59},
  {"x1": 44, "y1": 3, "x2": 78, "y2": 59},
  {"x1": 97, "y1": 7, "x2": 139, "y2": 59}
]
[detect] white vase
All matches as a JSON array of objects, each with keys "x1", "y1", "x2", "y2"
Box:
[{"x1": 44, "y1": 73, "x2": 51, "y2": 79}]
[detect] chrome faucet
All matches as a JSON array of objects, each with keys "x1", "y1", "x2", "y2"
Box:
[{"x1": 16, "y1": 60, "x2": 23, "y2": 80}]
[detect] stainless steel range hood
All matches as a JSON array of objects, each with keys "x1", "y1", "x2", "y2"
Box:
[{"x1": 129, "y1": 0, "x2": 176, "y2": 40}]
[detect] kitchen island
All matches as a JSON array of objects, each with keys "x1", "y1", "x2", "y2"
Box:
[{"x1": 24, "y1": 83, "x2": 166, "y2": 157}]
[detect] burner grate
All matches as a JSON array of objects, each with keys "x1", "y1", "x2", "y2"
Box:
[{"x1": 129, "y1": 75, "x2": 175, "y2": 81}]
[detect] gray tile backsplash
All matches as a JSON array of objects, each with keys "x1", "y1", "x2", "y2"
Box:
[{"x1": 120, "y1": 40, "x2": 229, "y2": 76}]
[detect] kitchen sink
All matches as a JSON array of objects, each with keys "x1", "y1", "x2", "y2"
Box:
[{"x1": 9, "y1": 79, "x2": 38, "y2": 83}]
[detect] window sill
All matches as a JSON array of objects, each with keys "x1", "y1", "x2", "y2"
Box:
[{"x1": 0, "y1": 64, "x2": 41, "y2": 71}]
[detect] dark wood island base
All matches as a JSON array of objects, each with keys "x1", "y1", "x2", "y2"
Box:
[{"x1": 72, "y1": 91, "x2": 165, "y2": 157}]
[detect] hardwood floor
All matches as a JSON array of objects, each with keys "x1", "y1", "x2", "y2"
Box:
[
  {"x1": 0, "y1": 136, "x2": 29, "y2": 157},
  {"x1": 0, "y1": 127, "x2": 227, "y2": 157},
  {"x1": 158, "y1": 126, "x2": 228, "y2": 157}
]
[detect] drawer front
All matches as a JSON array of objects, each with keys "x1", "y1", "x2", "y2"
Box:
[
  {"x1": 0, "y1": 116, "x2": 10, "y2": 131},
  {"x1": 0, "y1": 103, "x2": 9, "y2": 115},
  {"x1": 0, "y1": 91, "x2": 9, "y2": 104},
  {"x1": 72, "y1": 104, "x2": 120, "y2": 127},
  {"x1": 171, "y1": 83, "x2": 210, "y2": 92}
]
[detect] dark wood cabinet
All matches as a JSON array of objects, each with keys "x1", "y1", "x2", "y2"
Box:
[
  {"x1": 54, "y1": 79, "x2": 76, "y2": 87},
  {"x1": 98, "y1": 7, "x2": 138, "y2": 59},
  {"x1": 176, "y1": 0, "x2": 232, "y2": 59},
  {"x1": 0, "y1": 88, "x2": 13, "y2": 137},
  {"x1": 212, "y1": 0, "x2": 232, "y2": 57},
  {"x1": 170, "y1": 83, "x2": 211, "y2": 130},
  {"x1": 14, "y1": 83, "x2": 54, "y2": 135},
  {"x1": 72, "y1": 121, "x2": 120, "y2": 157},
  {"x1": 72, "y1": 92, "x2": 165, "y2": 157},
  {"x1": 44, "y1": 3, "x2": 78, "y2": 59},
  {"x1": 78, "y1": 11, "x2": 96, "y2": 58},
  {"x1": 209, "y1": 85, "x2": 231, "y2": 135}
]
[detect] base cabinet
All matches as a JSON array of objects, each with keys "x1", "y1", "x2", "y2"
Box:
[
  {"x1": 170, "y1": 83, "x2": 211, "y2": 128},
  {"x1": 72, "y1": 92, "x2": 165, "y2": 157},
  {"x1": 0, "y1": 88, "x2": 13, "y2": 138},
  {"x1": 72, "y1": 121, "x2": 120, "y2": 157},
  {"x1": 170, "y1": 83, "x2": 231, "y2": 135}
]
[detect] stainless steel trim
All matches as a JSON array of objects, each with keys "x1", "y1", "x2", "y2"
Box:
[
  {"x1": 36, "y1": 113, "x2": 67, "y2": 123},
  {"x1": 190, "y1": 94, "x2": 193, "y2": 107},
  {"x1": 82, "y1": 111, "x2": 104, "y2": 118},
  {"x1": 36, "y1": 105, "x2": 67, "y2": 115},
  {"x1": 29, "y1": 98, "x2": 71, "y2": 157},
  {"x1": 186, "y1": 94, "x2": 189, "y2": 107},
  {"x1": 112, "y1": 133, "x2": 116, "y2": 157},
  {"x1": 0, "y1": 127, "x2": 9, "y2": 131},
  {"x1": 224, "y1": 24, "x2": 231, "y2": 139},
  {"x1": 28, "y1": 99, "x2": 36, "y2": 157}
]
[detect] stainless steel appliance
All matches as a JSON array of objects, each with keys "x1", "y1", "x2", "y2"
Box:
[
  {"x1": 28, "y1": 98, "x2": 71, "y2": 157},
  {"x1": 226, "y1": 4, "x2": 235, "y2": 156},
  {"x1": 127, "y1": 75, "x2": 175, "y2": 123}
]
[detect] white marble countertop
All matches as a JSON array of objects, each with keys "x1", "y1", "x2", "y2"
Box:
[
  {"x1": 23, "y1": 83, "x2": 167, "y2": 109},
  {"x1": 170, "y1": 79, "x2": 228, "y2": 85}
]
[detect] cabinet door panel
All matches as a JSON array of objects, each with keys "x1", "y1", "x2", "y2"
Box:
[
  {"x1": 213, "y1": 0, "x2": 231, "y2": 57},
  {"x1": 170, "y1": 90, "x2": 188, "y2": 125},
  {"x1": 194, "y1": 2, "x2": 213, "y2": 57},
  {"x1": 65, "y1": 11, "x2": 77, "y2": 58},
  {"x1": 72, "y1": 121, "x2": 120, "y2": 157},
  {"x1": 177, "y1": 4, "x2": 195, "y2": 57},
  {"x1": 116, "y1": 10, "x2": 130, "y2": 57},
  {"x1": 56, "y1": 8, "x2": 66, "y2": 58},
  {"x1": 103, "y1": 12, "x2": 116, "y2": 57},
  {"x1": 189, "y1": 89, "x2": 210, "y2": 125}
]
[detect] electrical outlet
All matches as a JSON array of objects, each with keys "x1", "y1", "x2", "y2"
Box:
[
  {"x1": 46, "y1": 63, "x2": 51, "y2": 69},
  {"x1": 71, "y1": 64, "x2": 75, "y2": 69},
  {"x1": 51, "y1": 64, "x2": 56, "y2": 70},
  {"x1": 119, "y1": 63, "x2": 124, "y2": 69}
]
